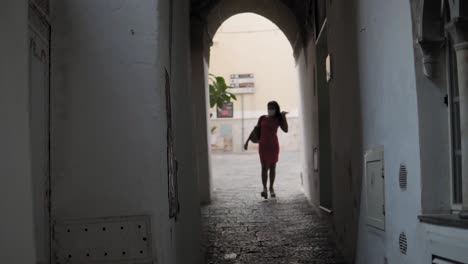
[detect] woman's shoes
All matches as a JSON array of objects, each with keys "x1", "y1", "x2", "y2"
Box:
[
  {"x1": 269, "y1": 188, "x2": 276, "y2": 198},
  {"x1": 261, "y1": 188, "x2": 276, "y2": 199}
]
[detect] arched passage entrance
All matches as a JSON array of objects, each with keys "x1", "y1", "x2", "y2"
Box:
[
  {"x1": 205, "y1": 0, "x2": 302, "y2": 54},
  {"x1": 193, "y1": 8, "x2": 347, "y2": 261},
  {"x1": 190, "y1": 0, "x2": 308, "y2": 204}
]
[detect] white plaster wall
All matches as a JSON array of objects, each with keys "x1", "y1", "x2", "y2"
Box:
[
  {"x1": 299, "y1": 1, "x2": 468, "y2": 263},
  {"x1": 325, "y1": 0, "x2": 424, "y2": 263},
  {"x1": 0, "y1": 0, "x2": 37, "y2": 262},
  {"x1": 297, "y1": 41, "x2": 321, "y2": 211},
  {"x1": 169, "y1": 0, "x2": 203, "y2": 262},
  {"x1": 354, "y1": 0, "x2": 423, "y2": 262},
  {"x1": 50, "y1": 0, "x2": 201, "y2": 263},
  {"x1": 420, "y1": 224, "x2": 468, "y2": 263},
  {"x1": 191, "y1": 20, "x2": 213, "y2": 204}
]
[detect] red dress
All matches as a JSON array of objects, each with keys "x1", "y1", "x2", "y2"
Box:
[{"x1": 259, "y1": 116, "x2": 280, "y2": 167}]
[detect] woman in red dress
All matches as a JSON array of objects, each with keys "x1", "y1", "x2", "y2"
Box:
[{"x1": 246, "y1": 101, "x2": 288, "y2": 199}]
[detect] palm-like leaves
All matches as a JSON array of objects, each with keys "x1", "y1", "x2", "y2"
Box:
[{"x1": 209, "y1": 74, "x2": 237, "y2": 109}]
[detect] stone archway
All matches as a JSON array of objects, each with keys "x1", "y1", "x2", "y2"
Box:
[
  {"x1": 205, "y1": 0, "x2": 303, "y2": 57},
  {"x1": 191, "y1": 0, "x2": 306, "y2": 204}
]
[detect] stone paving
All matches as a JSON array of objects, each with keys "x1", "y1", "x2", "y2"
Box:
[{"x1": 202, "y1": 152, "x2": 346, "y2": 264}]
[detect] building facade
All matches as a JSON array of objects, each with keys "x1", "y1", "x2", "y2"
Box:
[{"x1": 209, "y1": 13, "x2": 301, "y2": 153}]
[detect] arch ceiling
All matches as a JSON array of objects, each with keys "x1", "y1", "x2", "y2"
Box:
[{"x1": 191, "y1": 0, "x2": 312, "y2": 54}]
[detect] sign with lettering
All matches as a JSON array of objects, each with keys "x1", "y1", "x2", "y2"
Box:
[{"x1": 230, "y1": 73, "x2": 255, "y2": 94}]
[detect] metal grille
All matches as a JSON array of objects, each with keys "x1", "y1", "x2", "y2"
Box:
[
  {"x1": 399, "y1": 164, "x2": 408, "y2": 190},
  {"x1": 399, "y1": 232, "x2": 408, "y2": 255}
]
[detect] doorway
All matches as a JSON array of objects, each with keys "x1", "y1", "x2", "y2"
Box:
[{"x1": 316, "y1": 24, "x2": 333, "y2": 211}]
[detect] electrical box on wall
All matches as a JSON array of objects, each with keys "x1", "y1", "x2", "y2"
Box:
[{"x1": 365, "y1": 147, "x2": 385, "y2": 230}]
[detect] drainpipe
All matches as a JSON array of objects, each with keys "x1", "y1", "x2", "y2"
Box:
[
  {"x1": 241, "y1": 94, "x2": 245, "y2": 152},
  {"x1": 447, "y1": 17, "x2": 468, "y2": 219}
]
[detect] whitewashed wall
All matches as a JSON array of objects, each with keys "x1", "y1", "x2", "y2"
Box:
[
  {"x1": 0, "y1": 1, "x2": 37, "y2": 263},
  {"x1": 302, "y1": 0, "x2": 468, "y2": 263},
  {"x1": 50, "y1": 0, "x2": 201, "y2": 263},
  {"x1": 310, "y1": 0, "x2": 425, "y2": 262},
  {"x1": 297, "y1": 39, "x2": 321, "y2": 212}
]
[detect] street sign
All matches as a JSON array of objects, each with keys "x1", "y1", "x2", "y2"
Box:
[{"x1": 230, "y1": 73, "x2": 255, "y2": 94}]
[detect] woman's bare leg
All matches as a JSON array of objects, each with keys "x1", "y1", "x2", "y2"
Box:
[
  {"x1": 269, "y1": 164, "x2": 276, "y2": 189},
  {"x1": 261, "y1": 165, "x2": 268, "y2": 188},
  {"x1": 269, "y1": 164, "x2": 276, "y2": 197},
  {"x1": 261, "y1": 165, "x2": 268, "y2": 198}
]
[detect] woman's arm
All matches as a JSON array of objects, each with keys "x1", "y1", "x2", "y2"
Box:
[
  {"x1": 244, "y1": 116, "x2": 264, "y2": 150},
  {"x1": 244, "y1": 138, "x2": 250, "y2": 150},
  {"x1": 280, "y1": 112, "x2": 288, "y2": 133}
]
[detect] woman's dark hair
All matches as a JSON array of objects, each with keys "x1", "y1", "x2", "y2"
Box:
[{"x1": 267, "y1": 101, "x2": 282, "y2": 119}]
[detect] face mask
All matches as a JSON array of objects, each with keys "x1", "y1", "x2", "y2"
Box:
[{"x1": 268, "y1": 109, "x2": 276, "y2": 116}]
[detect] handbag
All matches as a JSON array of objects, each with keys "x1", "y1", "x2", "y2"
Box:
[
  {"x1": 244, "y1": 116, "x2": 265, "y2": 150},
  {"x1": 249, "y1": 126, "x2": 261, "y2": 143}
]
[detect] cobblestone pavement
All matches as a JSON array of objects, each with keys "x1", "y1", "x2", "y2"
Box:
[{"x1": 202, "y1": 152, "x2": 346, "y2": 264}]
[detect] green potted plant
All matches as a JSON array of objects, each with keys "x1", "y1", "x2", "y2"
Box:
[
  {"x1": 209, "y1": 74, "x2": 237, "y2": 111},
  {"x1": 208, "y1": 74, "x2": 236, "y2": 147}
]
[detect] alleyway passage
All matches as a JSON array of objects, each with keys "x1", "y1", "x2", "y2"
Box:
[{"x1": 202, "y1": 152, "x2": 345, "y2": 263}]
